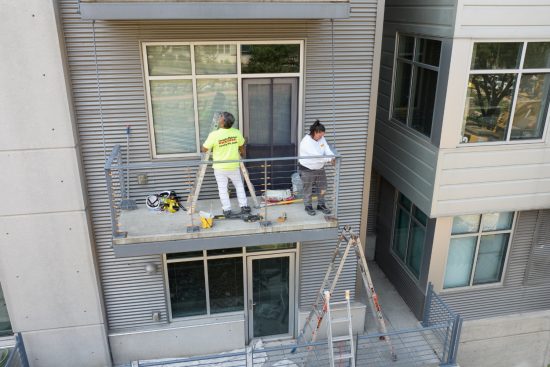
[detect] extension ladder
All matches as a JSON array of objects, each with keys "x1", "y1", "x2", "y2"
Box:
[
  {"x1": 326, "y1": 290, "x2": 355, "y2": 367},
  {"x1": 295, "y1": 225, "x2": 397, "y2": 364}
]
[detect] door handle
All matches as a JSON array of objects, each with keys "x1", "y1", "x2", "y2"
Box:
[{"x1": 248, "y1": 299, "x2": 256, "y2": 309}]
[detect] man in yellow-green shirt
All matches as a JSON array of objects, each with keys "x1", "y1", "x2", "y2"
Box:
[{"x1": 202, "y1": 112, "x2": 250, "y2": 217}]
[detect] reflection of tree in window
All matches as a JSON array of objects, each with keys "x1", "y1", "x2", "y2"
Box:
[{"x1": 241, "y1": 45, "x2": 300, "y2": 73}]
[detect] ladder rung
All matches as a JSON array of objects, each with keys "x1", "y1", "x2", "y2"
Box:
[
  {"x1": 334, "y1": 353, "x2": 354, "y2": 361},
  {"x1": 332, "y1": 335, "x2": 351, "y2": 342},
  {"x1": 331, "y1": 317, "x2": 350, "y2": 324}
]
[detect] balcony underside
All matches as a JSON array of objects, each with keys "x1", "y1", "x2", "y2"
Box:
[
  {"x1": 79, "y1": 1, "x2": 350, "y2": 20},
  {"x1": 113, "y1": 197, "x2": 338, "y2": 256}
]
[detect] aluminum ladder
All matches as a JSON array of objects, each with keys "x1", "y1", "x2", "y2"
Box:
[
  {"x1": 326, "y1": 290, "x2": 355, "y2": 367},
  {"x1": 294, "y1": 225, "x2": 397, "y2": 363}
]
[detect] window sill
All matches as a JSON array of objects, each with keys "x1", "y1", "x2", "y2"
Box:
[
  {"x1": 387, "y1": 118, "x2": 434, "y2": 145},
  {"x1": 456, "y1": 138, "x2": 547, "y2": 150},
  {"x1": 440, "y1": 282, "x2": 504, "y2": 294}
]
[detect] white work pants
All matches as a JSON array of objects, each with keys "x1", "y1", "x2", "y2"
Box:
[{"x1": 214, "y1": 169, "x2": 248, "y2": 211}]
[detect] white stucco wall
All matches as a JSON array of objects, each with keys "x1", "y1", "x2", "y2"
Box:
[{"x1": 0, "y1": 1, "x2": 111, "y2": 366}]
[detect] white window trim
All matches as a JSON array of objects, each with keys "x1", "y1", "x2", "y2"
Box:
[
  {"x1": 163, "y1": 245, "x2": 299, "y2": 322},
  {"x1": 141, "y1": 40, "x2": 304, "y2": 159},
  {"x1": 441, "y1": 212, "x2": 517, "y2": 292},
  {"x1": 389, "y1": 33, "x2": 442, "y2": 140},
  {"x1": 389, "y1": 191, "x2": 427, "y2": 282},
  {"x1": 459, "y1": 40, "x2": 550, "y2": 147}
]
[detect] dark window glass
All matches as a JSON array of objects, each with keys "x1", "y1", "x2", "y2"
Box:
[
  {"x1": 524, "y1": 42, "x2": 550, "y2": 69},
  {"x1": 472, "y1": 234, "x2": 509, "y2": 285},
  {"x1": 462, "y1": 74, "x2": 517, "y2": 142},
  {"x1": 398, "y1": 193, "x2": 412, "y2": 210},
  {"x1": 168, "y1": 261, "x2": 206, "y2": 317},
  {"x1": 510, "y1": 73, "x2": 550, "y2": 140},
  {"x1": 397, "y1": 35, "x2": 415, "y2": 60},
  {"x1": 208, "y1": 258, "x2": 244, "y2": 314},
  {"x1": 416, "y1": 39, "x2": 441, "y2": 66},
  {"x1": 407, "y1": 221, "x2": 425, "y2": 278},
  {"x1": 0, "y1": 284, "x2": 12, "y2": 337},
  {"x1": 207, "y1": 248, "x2": 242, "y2": 256},
  {"x1": 392, "y1": 61, "x2": 413, "y2": 124},
  {"x1": 247, "y1": 243, "x2": 296, "y2": 252},
  {"x1": 471, "y1": 43, "x2": 523, "y2": 70},
  {"x1": 392, "y1": 208, "x2": 410, "y2": 261},
  {"x1": 167, "y1": 251, "x2": 203, "y2": 260},
  {"x1": 411, "y1": 67, "x2": 437, "y2": 136},
  {"x1": 241, "y1": 44, "x2": 300, "y2": 73}
]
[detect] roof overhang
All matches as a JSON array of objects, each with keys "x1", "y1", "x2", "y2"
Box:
[{"x1": 78, "y1": 0, "x2": 350, "y2": 20}]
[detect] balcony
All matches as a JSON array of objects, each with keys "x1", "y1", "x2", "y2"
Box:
[{"x1": 104, "y1": 144, "x2": 341, "y2": 256}]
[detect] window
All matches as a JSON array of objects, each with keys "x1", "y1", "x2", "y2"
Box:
[
  {"x1": 143, "y1": 42, "x2": 302, "y2": 157},
  {"x1": 462, "y1": 42, "x2": 550, "y2": 143},
  {"x1": 165, "y1": 244, "x2": 297, "y2": 319},
  {"x1": 443, "y1": 212, "x2": 514, "y2": 289},
  {"x1": 167, "y1": 249, "x2": 244, "y2": 318},
  {"x1": 392, "y1": 193, "x2": 428, "y2": 279},
  {"x1": 391, "y1": 35, "x2": 441, "y2": 137},
  {"x1": 0, "y1": 283, "x2": 12, "y2": 337}
]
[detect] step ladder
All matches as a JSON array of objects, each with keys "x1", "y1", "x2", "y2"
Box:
[
  {"x1": 294, "y1": 225, "x2": 397, "y2": 364},
  {"x1": 185, "y1": 112, "x2": 259, "y2": 215},
  {"x1": 326, "y1": 290, "x2": 355, "y2": 367}
]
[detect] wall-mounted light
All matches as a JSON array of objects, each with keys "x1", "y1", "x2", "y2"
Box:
[
  {"x1": 144, "y1": 262, "x2": 157, "y2": 275},
  {"x1": 152, "y1": 311, "x2": 161, "y2": 322}
]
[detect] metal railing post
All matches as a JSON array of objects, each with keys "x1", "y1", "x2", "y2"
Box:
[
  {"x1": 16, "y1": 333, "x2": 30, "y2": 367},
  {"x1": 105, "y1": 166, "x2": 119, "y2": 239},
  {"x1": 117, "y1": 146, "x2": 125, "y2": 201},
  {"x1": 422, "y1": 282, "x2": 434, "y2": 327},
  {"x1": 333, "y1": 157, "x2": 341, "y2": 218},
  {"x1": 447, "y1": 315, "x2": 463, "y2": 365}
]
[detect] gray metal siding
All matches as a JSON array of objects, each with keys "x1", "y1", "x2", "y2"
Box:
[
  {"x1": 58, "y1": 0, "x2": 379, "y2": 329},
  {"x1": 374, "y1": 177, "x2": 429, "y2": 319},
  {"x1": 441, "y1": 210, "x2": 550, "y2": 319},
  {"x1": 372, "y1": 0, "x2": 456, "y2": 216},
  {"x1": 524, "y1": 210, "x2": 550, "y2": 286}
]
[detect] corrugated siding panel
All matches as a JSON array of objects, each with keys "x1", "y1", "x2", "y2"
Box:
[
  {"x1": 525, "y1": 210, "x2": 550, "y2": 285},
  {"x1": 58, "y1": 0, "x2": 378, "y2": 328},
  {"x1": 441, "y1": 211, "x2": 550, "y2": 319}
]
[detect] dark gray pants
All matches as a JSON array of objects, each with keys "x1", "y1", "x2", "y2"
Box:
[{"x1": 299, "y1": 166, "x2": 327, "y2": 207}]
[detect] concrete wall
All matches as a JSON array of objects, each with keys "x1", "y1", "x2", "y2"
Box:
[
  {"x1": 0, "y1": 1, "x2": 111, "y2": 366},
  {"x1": 109, "y1": 317, "x2": 245, "y2": 365},
  {"x1": 457, "y1": 310, "x2": 550, "y2": 367}
]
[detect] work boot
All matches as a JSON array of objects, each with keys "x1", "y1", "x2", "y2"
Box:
[
  {"x1": 317, "y1": 204, "x2": 331, "y2": 214},
  {"x1": 305, "y1": 205, "x2": 316, "y2": 216},
  {"x1": 240, "y1": 206, "x2": 251, "y2": 214},
  {"x1": 223, "y1": 210, "x2": 232, "y2": 218}
]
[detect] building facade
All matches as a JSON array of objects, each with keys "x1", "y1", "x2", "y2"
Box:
[
  {"x1": 372, "y1": 1, "x2": 550, "y2": 366},
  {"x1": 1, "y1": 0, "x2": 384, "y2": 366}
]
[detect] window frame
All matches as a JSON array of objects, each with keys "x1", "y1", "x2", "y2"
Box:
[
  {"x1": 142, "y1": 40, "x2": 304, "y2": 159},
  {"x1": 442, "y1": 212, "x2": 517, "y2": 291},
  {"x1": 390, "y1": 192, "x2": 428, "y2": 281},
  {"x1": 163, "y1": 244, "x2": 298, "y2": 322},
  {"x1": 460, "y1": 40, "x2": 550, "y2": 146},
  {"x1": 389, "y1": 33, "x2": 442, "y2": 139}
]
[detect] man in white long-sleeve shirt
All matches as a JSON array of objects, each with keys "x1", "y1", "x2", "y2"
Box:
[{"x1": 298, "y1": 120, "x2": 334, "y2": 216}]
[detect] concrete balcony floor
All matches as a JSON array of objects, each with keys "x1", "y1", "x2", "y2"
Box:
[{"x1": 114, "y1": 197, "x2": 338, "y2": 246}]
